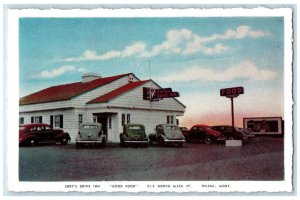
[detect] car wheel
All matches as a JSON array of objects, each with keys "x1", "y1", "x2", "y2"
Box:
[
  {"x1": 158, "y1": 138, "x2": 165, "y2": 146},
  {"x1": 29, "y1": 139, "x2": 38, "y2": 147},
  {"x1": 228, "y1": 136, "x2": 234, "y2": 140},
  {"x1": 204, "y1": 136, "x2": 212, "y2": 144},
  {"x1": 61, "y1": 138, "x2": 68, "y2": 145},
  {"x1": 102, "y1": 138, "x2": 106, "y2": 146},
  {"x1": 177, "y1": 143, "x2": 183, "y2": 148},
  {"x1": 76, "y1": 142, "x2": 81, "y2": 149}
]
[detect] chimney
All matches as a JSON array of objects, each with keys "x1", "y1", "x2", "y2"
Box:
[{"x1": 82, "y1": 73, "x2": 102, "y2": 83}]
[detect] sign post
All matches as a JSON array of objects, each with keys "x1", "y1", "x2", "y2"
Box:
[{"x1": 220, "y1": 86, "x2": 244, "y2": 138}]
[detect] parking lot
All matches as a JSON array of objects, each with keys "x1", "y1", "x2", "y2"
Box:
[{"x1": 19, "y1": 136, "x2": 284, "y2": 181}]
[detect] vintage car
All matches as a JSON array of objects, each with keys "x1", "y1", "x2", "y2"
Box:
[
  {"x1": 211, "y1": 125, "x2": 255, "y2": 141},
  {"x1": 211, "y1": 125, "x2": 244, "y2": 140},
  {"x1": 19, "y1": 123, "x2": 70, "y2": 146},
  {"x1": 236, "y1": 127, "x2": 255, "y2": 139},
  {"x1": 184, "y1": 124, "x2": 226, "y2": 144},
  {"x1": 148, "y1": 124, "x2": 186, "y2": 147},
  {"x1": 180, "y1": 127, "x2": 189, "y2": 138},
  {"x1": 76, "y1": 123, "x2": 107, "y2": 148},
  {"x1": 119, "y1": 124, "x2": 149, "y2": 146}
]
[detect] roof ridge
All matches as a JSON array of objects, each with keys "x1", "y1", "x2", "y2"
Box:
[
  {"x1": 20, "y1": 73, "x2": 131, "y2": 105},
  {"x1": 87, "y1": 80, "x2": 150, "y2": 104}
]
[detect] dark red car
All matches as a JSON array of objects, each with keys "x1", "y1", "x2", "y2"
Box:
[
  {"x1": 184, "y1": 124, "x2": 226, "y2": 144},
  {"x1": 19, "y1": 123, "x2": 71, "y2": 146}
]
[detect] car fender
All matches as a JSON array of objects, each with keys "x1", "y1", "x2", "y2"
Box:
[{"x1": 21, "y1": 135, "x2": 39, "y2": 143}]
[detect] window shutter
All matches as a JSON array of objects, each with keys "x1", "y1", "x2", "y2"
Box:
[
  {"x1": 60, "y1": 115, "x2": 63, "y2": 128},
  {"x1": 50, "y1": 115, "x2": 53, "y2": 128},
  {"x1": 31, "y1": 117, "x2": 34, "y2": 123},
  {"x1": 39, "y1": 116, "x2": 42, "y2": 123}
]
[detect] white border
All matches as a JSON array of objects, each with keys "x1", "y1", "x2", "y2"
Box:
[{"x1": 5, "y1": 7, "x2": 293, "y2": 193}]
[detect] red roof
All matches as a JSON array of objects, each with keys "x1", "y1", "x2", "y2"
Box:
[
  {"x1": 20, "y1": 74, "x2": 130, "y2": 105},
  {"x1": 87, "y1": 80, "x2": 149, "y2": 104}
]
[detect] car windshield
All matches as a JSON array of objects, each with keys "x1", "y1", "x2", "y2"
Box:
[
  {"x1": 166, "y1": 126, "x2": 179, "y2": 130},
  {"x1": 128, "y1": 126, "x2": 143, "y2": 131},
  {"x1": 83, "y1": 125, "x2": 98, "y2": 129},
  {"x1": 19, "y1": 126, "x2": 26, "y2": 131}
]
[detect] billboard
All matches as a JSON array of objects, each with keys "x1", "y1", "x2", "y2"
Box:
[{"x1": 243, "y1": 117, "x2": 283, "y2": 135}]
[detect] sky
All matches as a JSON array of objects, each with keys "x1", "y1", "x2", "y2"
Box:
[{"x1": 19, "y1": 17, "x2": 284, "y2": 128}]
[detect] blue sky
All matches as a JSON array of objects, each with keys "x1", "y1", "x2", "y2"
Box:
[{"x1": 19, "y1": 17, "x2": 284, "y2": 127}]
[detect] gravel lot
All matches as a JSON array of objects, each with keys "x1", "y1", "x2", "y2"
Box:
[{"x1": 19, "y1": 136, "x2": 284, "y2": 181}]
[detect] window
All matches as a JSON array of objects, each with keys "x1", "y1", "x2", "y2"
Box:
[
  {"x1": 93, "y1": 116, "x2": 97, "y2": 123},
  {"x1": 19, "y1": 117, "x2": 24, "y2": 124},
  {"x1": 78, "y1": 114, "x2": 83, "y2": 127},
  {"x1": 31, "y1": 116, "x2": 42, "y2": 123},
  {"x1": 171, "y1": 116, "x2": 174, "y2": 124},
  {"x1": 122, "y1": 114, "x2": 125, "y2": 126},
  {"x1": 127, "y1": 114, "x2": 130, "y2": 124},
  {"x1": 176, "y1": 119, "x2": 179, "y2": 125},
  {"x1": 167, "y1": 115, "x2": 170, "y2": 124},
  {"x1": 51, "y1": 115, "x2": 63, "y2": 128},
  {"x1": 108, "y1": 117, "x2": 112, "y2": 129}
]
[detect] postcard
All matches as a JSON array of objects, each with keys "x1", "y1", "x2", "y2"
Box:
[{"x1": 4, "y1": 7, "x2": 293, "y2": 194}]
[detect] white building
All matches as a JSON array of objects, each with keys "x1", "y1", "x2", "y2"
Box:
[{"x1": 19, "y1": 73, "x2": 186, "y2": 142}]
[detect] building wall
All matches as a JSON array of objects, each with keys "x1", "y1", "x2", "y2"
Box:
[{"x1": 19, "y1": 109, "x2": 79, "y2": 141}]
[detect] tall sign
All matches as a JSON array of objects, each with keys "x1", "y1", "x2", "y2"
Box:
[
  {"x1": 220, "y1": 86, "x2": 244, "y2": 136},
  {"x1": 143, "y1": 87, "x2": 180, "y2": 101}
]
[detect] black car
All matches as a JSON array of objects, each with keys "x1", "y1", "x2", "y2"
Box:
[{"x1": 211, "y1": 125, "x2": 254, "y2": 140}]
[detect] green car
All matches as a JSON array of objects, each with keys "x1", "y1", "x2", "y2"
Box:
[{"x1": 119, "y1": 124, "x2": 149, "y2": 147}]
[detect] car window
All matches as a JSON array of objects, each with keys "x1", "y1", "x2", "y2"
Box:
[
  {"x1": 128, "y1": 126, "x2": 142, "y2": 131},
  {"x1": 29, "y1": 127, "x2": 36, "y2": 132},
  {"x1": 191, "y1": 126, "x2": 197, "y2": 130},
  {"x1": 44, "y1": 126, "x2": 52, "y2": 130},
  {"x1": 83, "y1": 125, "x2": 98, "y2": 129},
  {"x1": 166, "y1": 126, "x2": 179, "y2": 130},
  {"x1": 19, "y1": 126, "x2": 26, "y2": 131},
  {"x1": 36, "y1": 126, "x2": 43, "y2": 131}
]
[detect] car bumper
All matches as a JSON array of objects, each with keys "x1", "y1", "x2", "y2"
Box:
[
  {"x1": 217, "y1": 137, "x2": 226, "y2": 141},
  {"x1": 125, "y1": 140, "x2": 149, "y2": 144},
  {"x1": 164, "y1": 139, "x2": 186, "y2": 143},
  {"x1": 76, "y1": 140, "x2": 103, "y2": 144}
]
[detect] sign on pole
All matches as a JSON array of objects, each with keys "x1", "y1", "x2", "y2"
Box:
[{"x1": 220, "y1": 86, "x2": 244, "y2": 138}]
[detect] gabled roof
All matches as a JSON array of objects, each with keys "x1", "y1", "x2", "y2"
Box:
[
  {"x1": 87, "y1": 80, "x2": 149, "y2": 104},
  {"x1": 20, "y1": 73, "x2": 130, "y2": 105}
]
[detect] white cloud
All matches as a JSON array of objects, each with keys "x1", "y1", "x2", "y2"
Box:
[
  {"x1": 61, "y1": 26, "x2": 270, "y2": 62},
  {"x1": 32, "y1": 65, "x2": 87, "y2": 79},
  {"x1": 156, "y1": 61, "x2": 277, "y2": 82},
  {"x1": 62, "y1": 42, "x2": 146, "y2": 62}
]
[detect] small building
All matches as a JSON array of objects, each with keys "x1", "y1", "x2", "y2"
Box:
[{"x1": 19, "y1": 73, "x2": 186, "y2": 142}]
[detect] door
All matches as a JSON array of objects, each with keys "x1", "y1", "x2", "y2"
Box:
[{"x1": 97, "y1": 116, "x2": 108, "y2": 136}]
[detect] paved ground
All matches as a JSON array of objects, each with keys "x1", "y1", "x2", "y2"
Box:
[{"x1": 19, "y1": 137, "x2": 284, "y2": 181}]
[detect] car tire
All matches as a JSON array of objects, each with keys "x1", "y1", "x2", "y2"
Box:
[
  {"x1": 177, "y1": 143, "x2": 183, "y2": 148},
  {"x1": 76, "y1": 142, "x2": 81, "y2": 149},
  {"x1": 29, "y1": 139, "x2": 38, "y2": 147},
  {"x1": 158, "y1": 137, "x2": 165, "y2": 146},
  {"x1": 204, "y1": 136, "x2": 212, "y2": 144},
  {"x1": 228, "y1": 136, "x2": 234, "y2": 140},
  {"x1": 102, "y1": 138, "x2": 106, "y2": 147},
  {"x1": 61, "y1": 138, "x2": 68, "y2": 145}
]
